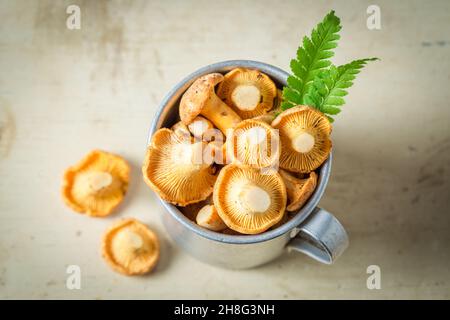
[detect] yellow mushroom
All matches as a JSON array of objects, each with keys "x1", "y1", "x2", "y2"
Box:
[
  {"x1": 102, "y1": 218, "x2": 159, "y2": 276},
  {"x1": 196, "y1": 204, "x2": 227, "y2": 231},
  {"x1": 62, "y1": 150, "x2": 130, "y2": 217},
  {"x1": 271, "y1": 106, "x2": 332, "y2": 173},
  {"x1": 227, "y1": 119, "x2": 279, "y2": 169},
  {"x1": 187, "y1": 116, "x2": 214, "y2": 140},
  {"x1": 213, "y1": 164, "x2": 287, "y2": 234},
  {"x1": 279, "y1": 169, "x2": 318, "y2": 212},
  {"x1": 217, "y1": 68, "x2": 277, "y2": 119},
  {"x1": 142, "y1": 128, "x2": 216, "y2": 206},
  {"x1": 179, "y1": 73, "x2": 242, "y2": 137}
]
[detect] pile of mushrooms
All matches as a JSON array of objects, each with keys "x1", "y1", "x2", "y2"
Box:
[
  {"x1": 62, "y1": 150, "x2": 161, "y2": 276},
  {"x1": 143, "y1": 69, "x2": 332, "y2": 235}
]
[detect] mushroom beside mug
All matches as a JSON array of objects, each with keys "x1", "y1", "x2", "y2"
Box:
[{"x1": 148, "y1": 60, "x2": 349, "y2": 269}]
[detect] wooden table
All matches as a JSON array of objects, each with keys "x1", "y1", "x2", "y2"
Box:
[{"x1": 0, "y1": 0, "x2": 449, "y2": 299}]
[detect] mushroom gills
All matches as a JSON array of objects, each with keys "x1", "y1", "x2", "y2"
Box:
[
  {"x1": 142, "y1": 128, "x2": 216, "y2": 206},
  {"x1": 271, "y1": 106, "x2": 332, "y2": 173}
]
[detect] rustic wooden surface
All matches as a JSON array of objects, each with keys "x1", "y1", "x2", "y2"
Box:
[{"x1": 0, "y1": 0, "x2": 449, "y2": 299}]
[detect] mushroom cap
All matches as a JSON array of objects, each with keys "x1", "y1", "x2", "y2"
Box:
[
  {"x1": 271, "y1": 106, "x2": 332, "y2": 173},
  {"x1": 142, "y1": 128, "x2": 217, "y2": 206},
  {"x1": 279, "y1": 170, "x2": 318, "y2": 212},
  {"x1": 179, "y1": 73, "x2": 224, "y2": 125},
  {"x1": 196, "y1": 204, "x2": 227, "y2": 231},
  {"x1": 217, "y1": 68, "x2": 277, "y2": 119},
  {"x1": 102, "y1": 218, "x2": 159, "y2": 276},
  {"x1": 227, "y1": 119, "x2": 279, "y2": 169},
  {"x1": 213, "y1": 164, "x2": 287, "y2": 234},
  {"x1": 62, "y1": 150, "x2": 130, "y2": 217}
]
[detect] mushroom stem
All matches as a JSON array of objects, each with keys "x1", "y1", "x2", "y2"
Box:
[
  {"x1": 187, "y1": 116, "x2": 213, "y2": 139},
  {"x1": 201, "y1": 94, "x2": 242, "y2": 137},
  {"x1": 292, "y1": 132, "x2": 315, "y2": 153},
  {"x1": 196, "y1": 204, "x2": 227, "y2": 231},
  {"x1": 239, "y1": 184, "x2": 271, "y2": 213},
  {"x1": 114, "y1": 229, "x2": 144, "y2": 252},
  {"x1": 78, "y1": 171, "x2": 114, "y2": 195},
  {"x1": 231, "y1": 85, "x2": 261, "y2": 111}
]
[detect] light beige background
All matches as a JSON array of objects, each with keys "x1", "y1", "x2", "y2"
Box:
[{"x1": 0, "y1": 0, "x2": 449, "y2": 299}]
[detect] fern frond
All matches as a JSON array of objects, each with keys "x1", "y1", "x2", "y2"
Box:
[
  {"x1": 304, "y1": 58, "x2": 379, "y2": 121},
  {"x1": 282, "y1": 10, "x2": 341, "y2": 109}
]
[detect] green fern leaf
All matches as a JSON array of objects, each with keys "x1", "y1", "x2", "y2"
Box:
[
  {"x1": 304, "y1": 58, "x2": 379, "y2": 121},
  {"x1": 283, "y1": 10, "x2": 341, "y2": 108}
]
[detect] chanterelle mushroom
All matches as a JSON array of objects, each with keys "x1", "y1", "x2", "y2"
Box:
[
  {"x1": 279, "y1": 169, "x2": 318, "y2": 212},
  {"x1": 187, "y1": 116, "x2": 214, "y2": 140},
  {"x1": 196, "y1": 204, "x2": 227, "y2": 231},
  {"x1": 102, "y1": 218, "x2": 159, "y2": 276},
  {"x1": 213, "y1": 164, "x2": 287, "y2": 234},
  {"x1": 179, "y1": 73, "x2": 242, "y2": 136},
  {"x1": 142, "y1": 128, "x2": 216, "y2": 206},
  {"x1": 217, "y1": 68, "x2": 277, "y2": 119},
  {"x1": 62, "y1": 150, "x2": 130, "y2": 217},
  {"x1": 271, "y1": 106, "x2": 332, "y2": 173},
  {"x1": 227, "y1": 119, "x2": 279, "y2": 169}
]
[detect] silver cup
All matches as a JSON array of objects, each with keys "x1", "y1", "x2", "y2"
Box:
[{"x1": 148, "y1": 60, "x2": 349, "y2": 269}]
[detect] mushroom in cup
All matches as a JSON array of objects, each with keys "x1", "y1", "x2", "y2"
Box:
[
  {"x1": 196, "y1": 204, "x2": 227, "y2": 231},
  {"x1": 213, "y1": 164, "x2": 287, "y2": 234},
  {"x1": 279, "y1": 169, "x2": 318, "y2": 212},
  {"x1": 227, "y1": 119, "x2": 279, "y2": 170},
  {"x1": 271, "y1": 106, "x2": 332, "y2": 173},
  {"x1": 179, "y1": 73, "x2": 242, "y2": 137},
  {"x1": 142, "y1": 128, "x2": 216, "y2": 206},
  {"x1": 217, "y1": 68, "x2": 277, "y2": 119}
]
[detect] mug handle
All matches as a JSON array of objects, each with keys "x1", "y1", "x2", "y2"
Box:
[{"x1": 287, "y1": 207, "x2": 349, "y2": 264}]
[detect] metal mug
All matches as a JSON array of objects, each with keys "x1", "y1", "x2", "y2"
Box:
[{"x1": 148, "y1": 60, "x2": 349, "y2": 269}]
